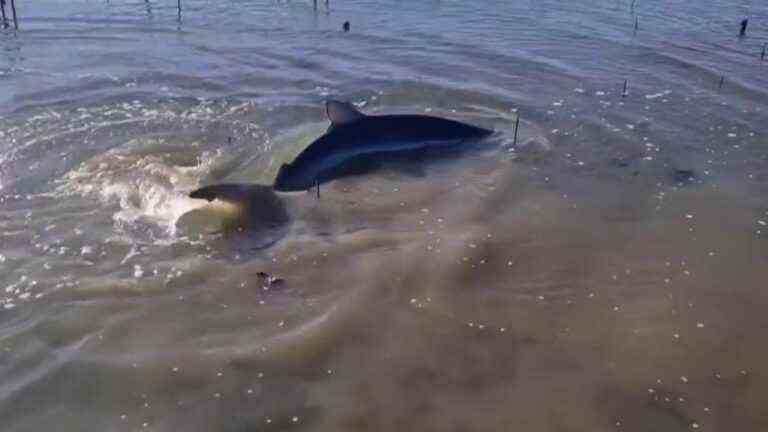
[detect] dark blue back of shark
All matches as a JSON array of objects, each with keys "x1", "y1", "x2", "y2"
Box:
[{"x1": 273, "y1": 114, "x2": 493, "y2": 191}]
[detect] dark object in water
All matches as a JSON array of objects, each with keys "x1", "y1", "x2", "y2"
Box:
[
  {"x1": 1, "y1": 0, "x2": 7, "y2": 29},
  {"x1": 611, "y1": 157, "x2": 631, "y2": 168},
  {"x1": 622, "y1": 79, "x2": 629, "y2": 97},
  {"x1": 10, "y1": 0, "x2": 17, "y2": 30},
  {"x1": 740, "y1": 18, "x2": 748, "y2": 37},
  {"x1": 761, "y1": 43, "x2": 766, "y2": 61},
  {"x1": 257, "y1": 271, "x2": 285, "y2": 287},
  {"x1": 718, "y1": 75, "x2": 725, "y2": 89},
  {"x1": 672, "y1": 169, "x2": 696, "y2": 185},
  {"x1": 343, "y1": 21, "x2": 350, "y2": 32},
  {"x1": 273, "y1": 100, "x2": 493, "y2": 191}
]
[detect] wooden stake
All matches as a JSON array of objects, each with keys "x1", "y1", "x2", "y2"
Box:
[
  {"x1": 315, "y1": 180, "x2": 320, "y2": 199},
  {"x1": 10, "y1": 0, "x2": 17, "y2": 30},
  {"x1": 1, "y1": 0, "x2": 7, "y2": 29},
  {"x1": 634, "y1": 16, "x2": 639, "y2": 32},
  {"x1": 739, "y1": 18, "x2": 748, "y2": 37},
  {"x1": 622, "y1": 79, "x2": 628, "y2": 97},
  {"x1": 718, "y1": 75, "x2": 725, "y2": 89}
]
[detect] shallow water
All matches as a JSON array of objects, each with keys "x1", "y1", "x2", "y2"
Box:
[{"x1": 2, "y1": 0, "x2": 768, "y2": 431}]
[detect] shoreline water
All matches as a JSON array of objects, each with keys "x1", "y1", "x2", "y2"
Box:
[{"x1": 2, "y1": 1, "x2": 768, "y2": 430}]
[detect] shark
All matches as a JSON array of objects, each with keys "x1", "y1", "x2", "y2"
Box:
[
  {"x1": 272, "y1": 100, "x2": 493, "y2": 191},
  {"x1": 187, "y1": 100, "x2": 493, "y2": 243}
]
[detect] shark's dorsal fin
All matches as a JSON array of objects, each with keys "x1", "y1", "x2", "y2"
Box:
[{"x1": 325, "y1": 100, "x2": 365, "y2": 127}]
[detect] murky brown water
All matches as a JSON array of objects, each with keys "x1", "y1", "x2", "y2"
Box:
[{"x1": 3, "y1": 0, "x2": 768, "y2": 431}]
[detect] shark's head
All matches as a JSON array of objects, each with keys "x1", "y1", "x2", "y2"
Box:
[{"x1": 273, "y1": 162, "x2": 312, "y2": 192}]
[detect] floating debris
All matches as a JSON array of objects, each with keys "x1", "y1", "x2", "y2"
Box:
[
  {"x1": 256, "y1": 271, "x2": 284, "y2": 287},
  {"x1": 672, "y1": 169, "x2": 696, "y2": 184},
  {"x1": 739, "y1": 18, "x2": 748, "y2": 37}
]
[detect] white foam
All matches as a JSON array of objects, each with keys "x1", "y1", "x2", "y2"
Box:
[{"x1": 58, "y1": 139, "x2": 221, "y2": 240}]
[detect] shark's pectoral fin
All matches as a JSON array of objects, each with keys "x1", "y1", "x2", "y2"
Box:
[{"x1": 326, "y1": 100, "x2": 365, "y2": 126}]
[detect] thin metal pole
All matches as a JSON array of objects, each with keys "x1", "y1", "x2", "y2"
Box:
[{"x1": 513, "y1": 115, "x2": 520, "y2": 146}]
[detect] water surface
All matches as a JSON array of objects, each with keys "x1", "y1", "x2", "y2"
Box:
[{"x1": 1, "y1": 1, "x2": 768, "y2": 431}]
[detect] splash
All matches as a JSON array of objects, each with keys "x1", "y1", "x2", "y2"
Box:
[{"x1": 58, "y1": 138, "x2": 221, "y2": 241}]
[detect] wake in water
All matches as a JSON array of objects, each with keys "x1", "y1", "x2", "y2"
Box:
[{"x1": 56, "y1": 137, "x2": 222, "y2": 242}]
